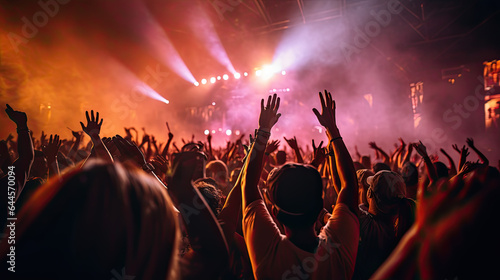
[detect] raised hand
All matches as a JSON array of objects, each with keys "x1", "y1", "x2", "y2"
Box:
[
  {"x1": 461, "y1": 145, "x2": 470, "y2": 157},
  {"x1": 141, "y1": 134, "x2": 150, "y2": 145},
  {"x1": 41, "y1": 131, "x2": 47, "y2": 146},
  {"x1": 41, "y1": 134, "x2": 62, "y2": 160},
  {"x1": 413, "y1": 141, "x2": 428, "y2": 157},
  {"x1": 5, "y1": 104, "x2": 28, "y2": 128},
  {"x1": 151, "y1": 155, "x2": 168, "y2": 172},
  {"x1": 265, "y1": 139, "x2": 280, "y2": 155},
  {"x1": 398, "y1": 137, "x2": 406, "y2": 148},
  {"x1": 368, "y1": 142, "x2": 378, "y2": 149},
  {"x1": 80, "y1": 110, "x2": 103, "y2": 137},
  {"x1": 311, "y1": 139, "x2": 326, "y2": 167},
  {"x1": 457, "y1": 161, "x2": 475, "y2": 175},
  {"x1": 166, "y1": 122, "x2": 174, "y2": 140},
  {"x1": 452, "y1": 144, "x2": 461, "y2": 154},
  {"x1": 112, "y1": 135, "x2": 146, "y2": 167},
  {"x1": 283, "y1": 136, "x2": 299, "y2": 150},
  {"x1": 70, "y1": 129, "x2": 83, "y2": 141},
  {"x1": 466, "y1": 138, "x2": 474, "y2": 148},
  {"x1": 312, "y1": 139, "x2": 324, "y2": 154},
  {"x1": 312, "y1": 90, "x2": 337, "y2": 134},
  {"x1": 259, "y1": 93, "x2": 281, "y2": 131}
]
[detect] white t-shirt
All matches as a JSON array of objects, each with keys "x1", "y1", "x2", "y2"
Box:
[{"x1": 243, "y1": 200, "x2": 360, "y2": 280}]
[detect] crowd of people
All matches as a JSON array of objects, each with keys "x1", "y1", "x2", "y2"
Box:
[{"x1": 0, "y1": 91, "x2": 499, "y2": 279}]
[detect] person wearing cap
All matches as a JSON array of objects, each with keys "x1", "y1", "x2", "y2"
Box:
[
  {"x1": 352, "y1": 170, "x2": 416, "y2": 280},
  {"x1": 356, "y1": 169, "x2": 375, "y2": 214},
  {"x1": 241, "y1": 92, "x2": 360, "y2": 280}
]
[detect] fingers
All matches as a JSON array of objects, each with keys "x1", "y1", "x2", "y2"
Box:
[
  {"x1": 80, "y1": 122, "x2": 85, "y2": 131},
  {"x1": 312, "y1": 108, "x2": 321, "y2": 120},
  {"x1": 319, "y1": 141, "x2": 324, "y2": 149},
  {"x1": 266, "y1": 95, "x2": 271, "y2": 108},
  {"x1": 6, "y1": 104, "x2": 13, "y2": 111},
  {"x1": 261, "y1": 99, "x2": 264, "y2": 111},
  {"x1": 95, "y1": 111, "x2": 99, "y2": 123},
  {"x1": 275, "y1": 96, "x2": 281, "y2": 111},
  {"x1": 99, "y1": 118, "x2": 103, "y2": 126},
  {"x1": 113, "y1": 136, "x2": 127, "y2": 153},
  {"x1": 319, "y1": 92, "x2": 326, "y2": 109},
  {"x1": 85, "y1": 111, "x2": 90, "y2": 123},
  {"x1": 325, "y1": 90, "x2": 332, "y2": 109}
]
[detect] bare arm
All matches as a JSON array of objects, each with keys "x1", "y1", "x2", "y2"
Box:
[
  {"x1": 413, "y1": 141, "x2": 437, "y2": 183},
  {"x1": 313, "y1": 91, "x2": 357, "y2": 213},
  {"x1": 80, "y1": 110, "x2": 112, "y2": 163},
  {"x1": 242, "y1": 94, "x2": 281, "y2": 210},
  {"x1": 4, "y1": 104, "x2": 34, "y2": 200},
  {"x1": 41, "y1": 134, "x2": 61, "y2": 179},
  {"x1": 284, "y1": 136, "x2": 304, "y2": 163},
  {"x1": 440, "y1": 148, "x2": 457, "y2": 176},
  {"x1": 466, "y1": 138, "x2": 489, "y2": 166},
  {"x1": 369, "y1": 142, "x2": 390, "y2": 165}
]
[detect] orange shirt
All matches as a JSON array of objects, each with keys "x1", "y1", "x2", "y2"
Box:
[{"x1": 243, "y1": 200, "x2": 359, "y2": 280}]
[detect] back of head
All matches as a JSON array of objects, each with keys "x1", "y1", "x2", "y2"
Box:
[
  {"x1": 276, "y1": 150, "x2": 287, "y2": 165},
  {"x1": 373, "y1": 162, "x2": 391, "y2": 173},
  {"x1": 267, "y1": 164, "x2": 323, "y2": 229},
  {"x1": 194, "y1": 178, "x2": 222, "y2": 216},
  {"x1": 206, "y1": 160, "x2": 228, "y2": 187},
  {"x1": 367, "y1": 170, "x2": 406, "y2": 214},
  {"x1": 1, "y1": 160, "x2": 180, "y2": 280},
  {"x1": 354, "y1": 161, "x2": 366, "y2": 171},
  {"x1": 401, "y1": 162, "x2": 418, "y2": 186},
  {"x1": 433, "y1": 161, "x2": 449, "y2": 178},
  {"x1": 367, "y1": 170, "x2": 415, "y2": 239},
  {"x1": 361, "y1": 156, "x2": 372, "y2": 170}
]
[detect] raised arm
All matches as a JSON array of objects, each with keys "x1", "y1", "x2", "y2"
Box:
[
  {"x1": 3, "y1": 104, "x2": 34, "y2": 200},
  {"x1": 466, "y1": 138, "x2": 489, "y2": 166},
  {"x1": 413, "y1": 141, "x2": 437, "y2": 183},
  {"x1": 310, "y1": 139, "x2": 326, "y2": 168},
  {"x1": 161, "y1": 123, "x2": 174, "y2": 158},
  {"x1": 313, "y1": 90, "x2": 357, "y2": 213},
  {"x1": 242, "y1": 94, "x2": 281, "y2": 209},
  {"x1": 218, "y1": 147, "x2": 250, "y2": 244},
  {"x1": 67, "y1": 130, "x2": 83, "y2": 163},
  {"x1": 80, "y1": 110, "x2": 112, "y2": 163},
  {"x1": 284, "y1": 136, "x2": 304, "y2": 163},
  {"x1": 369, "y1": 142, "x2": 390, "y2": 165},
  {"x1": 41, "y1": 134, "x2": 61, "y2": 179},
  {"x1": 439, "y1": 148, "x2": 457, "y2": 176}
]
